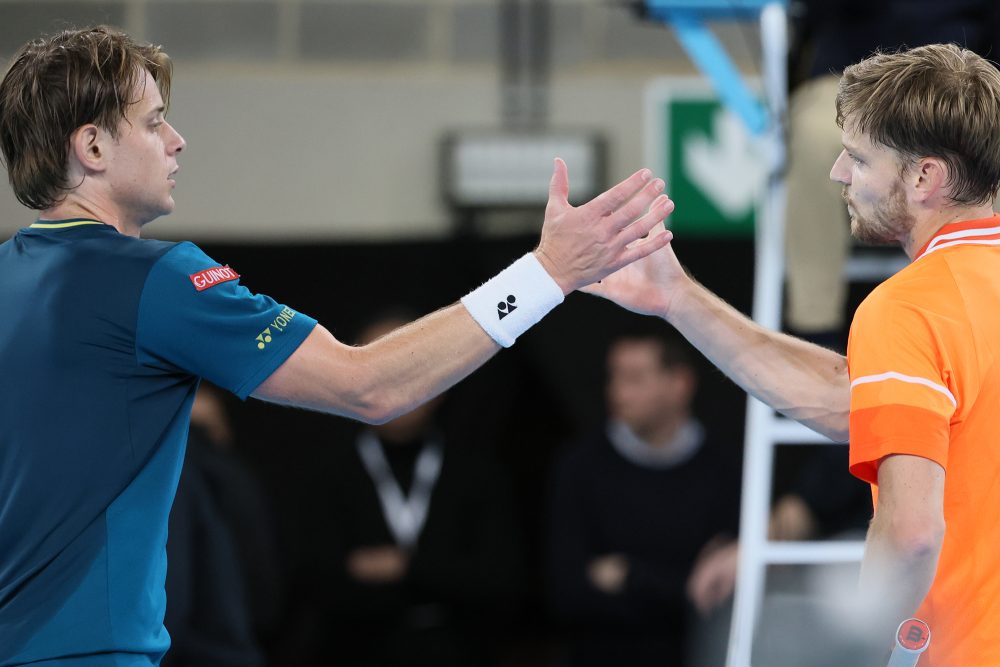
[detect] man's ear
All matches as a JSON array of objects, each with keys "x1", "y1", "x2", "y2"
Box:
[
  {"x1": 911, "y1": 156, "x2": 949, "y2": 203},
  {"x1": 68, "y1": 124, "x2": 107, "y2": 174}
]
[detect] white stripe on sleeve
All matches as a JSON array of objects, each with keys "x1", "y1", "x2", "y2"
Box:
[{"x1": 850, "y1": 371, "x2": 956, "y2": 408}]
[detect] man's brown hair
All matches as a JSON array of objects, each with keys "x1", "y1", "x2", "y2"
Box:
[
  {"x1": 0, "y1": 26, "x2": 172, "y2": 210},
  {"x1": 836, "y1": 43, "x2": 1000, "y2": 206}
]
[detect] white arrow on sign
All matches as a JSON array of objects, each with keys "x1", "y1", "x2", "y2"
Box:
[{"x1": 682, "y1": 108, "x2": 765, "y2": 220}]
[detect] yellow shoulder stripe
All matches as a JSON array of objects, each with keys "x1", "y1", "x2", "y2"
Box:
[{"x1": 30, "y1": 220, "x2": 104, "y2": 229}]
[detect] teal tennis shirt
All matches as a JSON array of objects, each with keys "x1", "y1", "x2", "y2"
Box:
[{"x1": 0, "y1": 220, "x2": 317, "y2": 665}]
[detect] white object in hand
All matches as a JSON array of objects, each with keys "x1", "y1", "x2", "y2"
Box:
[{"x1": 886, "y1": 618, "x2": 930, "y2": 667}]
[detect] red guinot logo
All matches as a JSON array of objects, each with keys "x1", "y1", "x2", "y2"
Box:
[{"x1": 189, "y1": 265, "x2": 240, "y2": 292}]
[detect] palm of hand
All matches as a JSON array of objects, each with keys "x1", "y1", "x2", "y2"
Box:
[
  {"x1": 535, "y1": 159, "x2": 674, "y2": 293},
  {"x1": 581, "y1": 223, "x2": 684, "y2": 317}
]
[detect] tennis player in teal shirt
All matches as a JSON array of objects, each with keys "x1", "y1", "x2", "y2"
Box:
[{"x1": 0, "y1": 25, "x2": 674, "y2": 665}]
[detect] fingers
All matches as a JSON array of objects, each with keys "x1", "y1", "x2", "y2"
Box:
[
  {"x1": 587, "y1": 167, "x2": 653, "y2": 217},
  {"x1": 687, "y1": 568, "x2": 714, "y2": 614},
  {"x1": 604, "y1": 177, "x2": 666, "y2": 230},
  {"x1": 546, "y1": 157, "x2": 570, "y2": 215},
  {"x1": 615, "y1": 226, "x2": 673, "y2": 268},
  {"x1": 617, "y1": 196, "x2": 675, "y2": 247},
  {"x1": 687, "y1": 557, "x2": 737, "y2": 616}
]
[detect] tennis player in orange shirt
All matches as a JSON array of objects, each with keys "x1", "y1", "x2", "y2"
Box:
[{"x1": 589, "y1": 43, "x2": 1000, "y2": 665}]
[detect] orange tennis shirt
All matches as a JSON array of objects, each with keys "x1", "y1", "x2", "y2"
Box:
[{"x1": 848, "y1": 214, "x2": 1000, "y2": 667}]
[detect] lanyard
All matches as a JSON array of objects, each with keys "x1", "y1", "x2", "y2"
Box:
[{"x1": 356, "y1": 431, "x2": 444, "y2": 549}]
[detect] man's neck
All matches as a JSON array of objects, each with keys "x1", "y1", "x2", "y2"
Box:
[
  {"x1": 41, "y1": 197, "x2": 141, "y2": 238},
  {"x1": 902, "y1": 203, "x2": 996, "y2": 259},
  {"x1": 607, "y1": 417, "x2": 703, "y2": 470},
  {"x1": 633, "y1": 412, "x2": 686, "y2": 449}
]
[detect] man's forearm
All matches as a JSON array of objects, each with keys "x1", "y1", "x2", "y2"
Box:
[
  {"x1": 851, "y1": 454, "x2": 946, "y2": 649},
  {"x1": 354, "y1": 302, "x2": 501, "y2": 421},
  {"x1": 664, "y1": 277, "x2": 850, "y2": 441},
  {"x1": 856, "y1": 513, "x2": 943, "y2": 646},
  {"x1": 256, "y1": 303, "x2": 501, "y2": 423}
]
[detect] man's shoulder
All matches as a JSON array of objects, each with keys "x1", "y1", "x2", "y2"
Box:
[
  {"x1": 112, "y1": 239, "x2": 233, "y2": 300},
  {"x1": 139, "y1": 240, "x2": 238, "y2": 283},
  {"x1": 57, "y1": 232, "x2": 183, "y2": 276},
  {"x1": 0, "y1": 230, "x2": 188, "y2": 303},
  {"x1": 854, "y1": 256, "x2": 959, "y2": 326},
  {"x1": 115, "y1": 236, "x2": 191, "y2": 266}
]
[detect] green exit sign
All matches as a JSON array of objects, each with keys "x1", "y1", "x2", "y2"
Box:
[{"x1": 644, "y1": 79, "x2": 765, "y2": 237}]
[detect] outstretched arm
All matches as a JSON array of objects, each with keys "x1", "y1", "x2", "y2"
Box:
[
  {"x1": 254, "y1": 160, "x2": 674, "y2": 423},
  {"x1": 585, "y1": 223, "x2": 850, "y2": 441}
]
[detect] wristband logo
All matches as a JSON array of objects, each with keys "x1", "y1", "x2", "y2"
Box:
[
  {"x1": 190, "y1": 265, "x2": 240, "y2": 292},
  {"x1": 497, "y1": 294, "x2": 517, "y2": 320}
]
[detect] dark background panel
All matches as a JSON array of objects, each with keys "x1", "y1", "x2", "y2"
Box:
[{"x1": 197, "y1": 235, "x2": 756, "y2": 659}]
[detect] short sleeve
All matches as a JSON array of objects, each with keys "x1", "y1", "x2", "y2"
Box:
[
  {"x1": 847, "y1": 293, "x2": 955, "y2": 484},
  {"x1": 135, "y1": 242, "x2": 317, "y2": 399}
]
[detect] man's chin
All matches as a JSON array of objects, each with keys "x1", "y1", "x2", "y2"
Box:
[
  {"x1": 850, "y1": 220, "x2": 895, "y2": 246},
  {"x1": 157, "y1": 198, "x2": 176, "y2": 218},
  {"x1": 138, "y1": 204, "x2": 174, "y2": 228}
]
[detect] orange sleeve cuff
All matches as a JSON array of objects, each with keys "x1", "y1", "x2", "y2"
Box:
[{"x1": 849, "y1": 404, "x2": 949, "y2": 484}]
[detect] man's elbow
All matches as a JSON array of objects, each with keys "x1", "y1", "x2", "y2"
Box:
[
  {"x1": 820, "y1": 420, "x2": 850, "y2": 444},
  {"x1": 346, "y1": 376, "x2": 410, "y2": 425},
  {"x1": 359, "y1": 405, "x2": 397, "y2": 426},
  {"x1": 828, "y1": 401, "x2": 850, "y2": 443},
  {"x1": 347, "y1": 386, "x2": 396, "y2": 425},
  {"x1": 802, "y1": 409, "x2": 849, "y2": 443},
  {"x1": 886, "y1": 516, "x2": 945, "y2": 561}
]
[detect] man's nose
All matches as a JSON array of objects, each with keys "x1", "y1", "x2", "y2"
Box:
[{"x1": 829, "y1": 150, "x2": 851, "y2": 184}]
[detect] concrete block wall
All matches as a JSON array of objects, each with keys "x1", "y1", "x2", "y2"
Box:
[{"x1": 0, "y1": 0, "x2": 761, "y2": 240}]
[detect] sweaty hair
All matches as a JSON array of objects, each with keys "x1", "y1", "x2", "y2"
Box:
[
  {"x1": 0, "y1": 26, "x2": 172, "y2": 210},
  {"x1": 836, "y1": 43, "x2": 1000, "y2": 206}
]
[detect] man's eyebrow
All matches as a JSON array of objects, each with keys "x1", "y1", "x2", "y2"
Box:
[{"x1": 147, "y1": 105, "x2": 166, "y2": 119}]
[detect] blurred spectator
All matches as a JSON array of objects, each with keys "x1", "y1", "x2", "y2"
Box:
[
  {"x1": 164, "y1": 384, "x2": 284, "y2": 666},
  {"x1": 546, "y1": 330, "x2": 740, "y2": 667},
  {"x1": 784, "y1": 0, "x2": 1000, "y2": 347},
  {"x1": 300, "y1": 312, "x2": 525, "y2": 667}
]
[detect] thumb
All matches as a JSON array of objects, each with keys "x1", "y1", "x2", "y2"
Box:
[{"x1": 547, "y1": 157, "x2": 570, "y2": 214}]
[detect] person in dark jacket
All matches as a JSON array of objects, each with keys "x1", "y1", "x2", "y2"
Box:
[
  {"x1": 546, "y1": 330, "x2": 740, "y2": 667},
  {"x1": 306, "y1": 314, "x2": 526, "y2": 667}
]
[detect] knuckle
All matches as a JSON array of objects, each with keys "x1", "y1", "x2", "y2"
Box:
[
  {"x1": 601, "y1": 224, "x2": 616, "y2": 244},
  {"x1": 619, "y1": 201, "x2": 640, "y2": 222},
  {"x1": 609, "y1": 190, "x2": 624, "y2": 207}
]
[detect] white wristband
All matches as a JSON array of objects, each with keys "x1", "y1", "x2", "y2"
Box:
[{"x1": 461, "y1": 253, "x2": 565, "y2": 348}]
